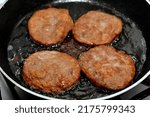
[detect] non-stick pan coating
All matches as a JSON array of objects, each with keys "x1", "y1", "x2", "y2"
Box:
[
  {"x1": 0, "y1": 0, "x2": 150, "y2": 100},
  {"x1": 7, "y1": 1, "x2": 146, "y2": 99}
]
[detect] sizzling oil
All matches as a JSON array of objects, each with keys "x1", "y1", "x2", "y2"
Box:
[{"x1": 7, "y1": 2, "x2": 146, "y2": 99}]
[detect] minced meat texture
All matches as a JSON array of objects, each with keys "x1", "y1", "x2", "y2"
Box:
[
  {"x1": 28, "y1": 8, "x2": 73, "y2": 46},
  {"x1": 22, "y1": 51, "x2": 80, "y2": 93},
  {"x1": 73, "y1": 11, "x2": 123, "y2": 45},
  {"x1": 79, "y1": 45, "x2": 135, "y2": 90}
]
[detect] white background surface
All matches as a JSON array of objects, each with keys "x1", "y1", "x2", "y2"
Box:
[{"x1": 0, "y1": 100, "x2": 150, "y2": 117}]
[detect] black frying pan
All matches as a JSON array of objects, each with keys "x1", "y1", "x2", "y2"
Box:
[{"x1": 0, "y1": 0, "x2": 150, "y2": 100}]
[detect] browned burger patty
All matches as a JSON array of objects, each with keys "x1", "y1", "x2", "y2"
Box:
[
  {"x1": 79, "y1": 45, "x2": 135, "y2": 90},
  {"x1": 22, "y1": 51, "x2": 80, "y2": 93},
  {"x1": 28, "y1": 8, "x2": 73, "y2": 46},
  {"x1": 73, "y1": 11, "x2": 123, "y2": 45}
]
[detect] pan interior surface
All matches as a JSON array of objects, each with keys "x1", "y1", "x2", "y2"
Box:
[{"x1": 7, "y1": 1, "x2": 146, "y2": 99}]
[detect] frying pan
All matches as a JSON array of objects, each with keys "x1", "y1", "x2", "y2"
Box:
[{"x1": 0, "y1": 0, "x2": 150, "y2": 100}]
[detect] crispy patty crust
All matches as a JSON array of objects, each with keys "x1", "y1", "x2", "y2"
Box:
[
  {"x1": 79, "y1": 45, "x2": 135, "y2": 90},
  {"x1": 73, "y1": 11, "x2": 123, "y2": 45},
  {"x1": 28, "y1": 8, "x2": 73, "y2": 46},
  {"x1": 22, "y1": 51, "x2": 80, "y2": 93}
]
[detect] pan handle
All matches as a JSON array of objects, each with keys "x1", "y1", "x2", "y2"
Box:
[
  {"x1": 130, "y1": 87, "x2": 150, "y2": 100},
  {"x1": 130, "y1": 74, "x2": 150, "y2": 100}
]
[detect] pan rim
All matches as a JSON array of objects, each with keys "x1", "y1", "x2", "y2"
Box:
[
  {"x1": 0, "y1": 0, "x2": 149, "y2": 100},
  {"x1": 1, "y1": 67, "x2": 150, "y2": 100}
]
